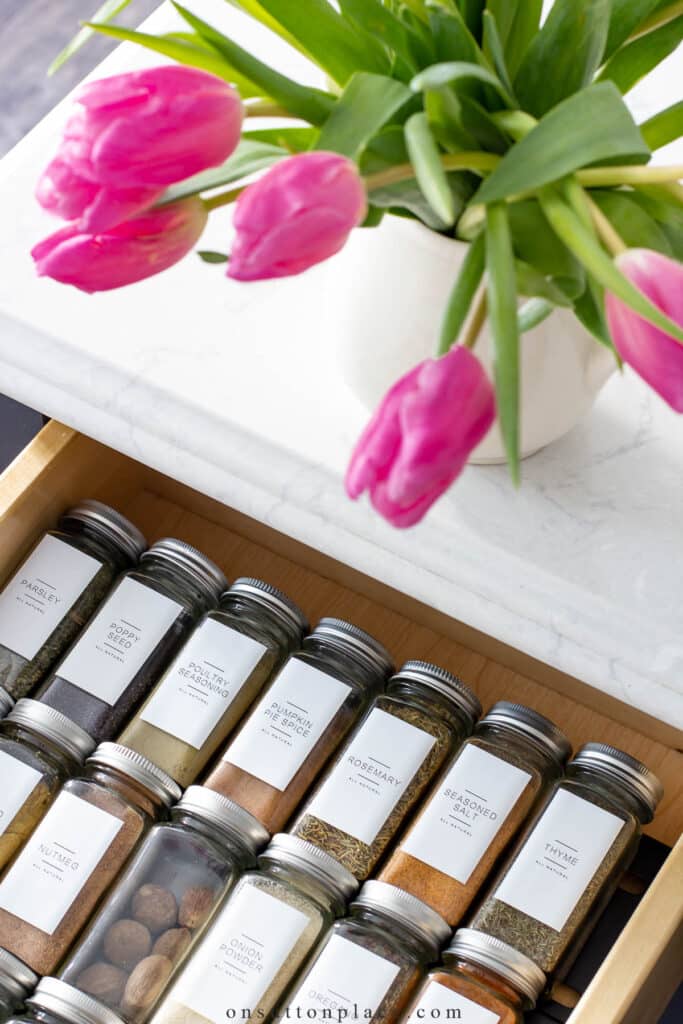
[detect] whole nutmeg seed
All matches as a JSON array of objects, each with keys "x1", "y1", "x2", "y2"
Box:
[
  {"x1": 132, "y1": 884, "x2": 178, "y2": 933},
  {"x1": 77, "y1": 962, "x2": 128, "y2": 1007},
  {"x1": 122, "y1": 954, "x2": 173, "y2": 1015},
  {"x1": 152, "y1": 927, "x2": 192, "y2": 962},
  {"x1": 178, "y1": 886, "x2": 215, "y2": 929},
  {"x1": 104, "y1": 919, "x2": 152, "y2": 970}
]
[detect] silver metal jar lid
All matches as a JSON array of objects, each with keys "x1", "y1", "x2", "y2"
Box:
[
  {"x1": 445, "y1": 929, "x2": 546, "y2": 1006},
  {"x1": 480, "y1": 702, "x2": 571, "y2": 764},
  {"x1": 0, "y1": 947, "x2": 38, "y2": 1003},
  {"x1": 0, "y1": 687, "x2": 14, "y2": 718},
  {"x1": 259, "y1": 834, "x2": 358, "y2": 909},
  {"x1": 311, "y1": 618, "x2": 394, "y2": 678},
  {"x1": 225, "y1": 578, "x2": 309, "y2": 642},
  {"x1": 8, "y1": 699, "x2": 95, "y2": 763},
  {"x1": 570, "y1": 743, "x2": 663, "y2": 822},
  {"x1": 61, "y1": 501, "x2": 147, "y2": 563},
  {"x1": 27, "y1": 978, "x2": 124, "y2": 1024},
  {"x1": 86, "y1": 743, "x2": 181, "y2": 807},
  {"x1": 351, "y1": 881, "x2": 450, "y2": 959},
  {"x1": 391, "y1": 661, "x2": 481, "y2": 727},
  {"x1": 141, "y1": 538, "x2": 227, "y2": 604},
  {"x1": 177, "y1": 786, "x2": 269, "y2": 853}
]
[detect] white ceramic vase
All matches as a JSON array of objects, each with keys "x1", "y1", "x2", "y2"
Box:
[{"x1": 326, "y1": 215, "x2": 616, "y2": 463}]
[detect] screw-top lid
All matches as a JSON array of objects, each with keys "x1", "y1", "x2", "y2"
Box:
[
  {"x1": 351, "y1": 881, "x2": 449, "y2": 960},
  {"x1": 390, "y1": 661, "x2": 481, "y2": 728},
  {"x1": 86, "y1": 743, "x2": 181, "y2": 807},
  {"x1": 446, "y1": 929, "x2": 546, "y2": 1006},
  {"x1": 480, "y1": 702, "x2": 571, "y2": 764},
  {"x1": 0, "y1": 947, "x2": 39, "y2": 1004},
  {"x1": 27, "y1": 978, "x2": 124, "y2": 1024},
  {"x1": 141, "y1": 538, "x2": 227, "y2": 604},
  {"x1": 224, "y1": 578, "x2": 309, "y2": 644},
  {"x1": 177, "y1": 786, "x2": 269, "y2": 854},
  {"x1": 570, "y1": 743, "x2": 663, "y2": 823},
  {"x1": 259, "y1": 834, "x2": 358, "y2": 912},
  {"x1": 310, "y1": 618, "x2": 394, "y2": 678},
  {"x1": 8, "y1": 699, "x2": 95, "y2": 762},
  {"x1": 0, "y1": 687, "x2": 14, "y2": 718},
  {"x1": 61, "y1": 501, "x2": 146, "y2": 564}
]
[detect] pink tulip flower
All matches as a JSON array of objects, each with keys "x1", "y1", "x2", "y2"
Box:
[
  {"x1": 346, "y1": 347, "x2": 496, "y2": 528},
  {"x1": 36, "y1": 66, "x2": 242, "y2": 232},
  {"x1": 227, "y1": 152, "x2": 367, "y2": 280},
  {"x1": 31, "y1": 197, "x2": 207, "y2": 293},
  {"x1": 606, "y1": 249, "x2": 683, "y2": 412}
]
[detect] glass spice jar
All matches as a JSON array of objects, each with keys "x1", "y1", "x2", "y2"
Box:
[
  {"x1": 0, "y1": 699, "x2": 95, "y2": 873},
  {"x1": 203, "y1": 618, "x2": 393, "y2": 834},
  {"x1": 35, "y1": 539, "x2": 227, "y2": 743},
  {"x1": 0, "y1": 948, "x2": 38, "y2": 1023},
  {"x1": 118, "y1": 578, "x2": 308, "y2": 786},
  {"x1": 471, "y1": 743, "x2": 663, "y2": 974},
  {"x1": 279, "y1": 880, "x2": 450, "y2": 1024},
  {"x1": 0, "y1": 742, "x2": 181, "y2": 974},
  {"x1": 7, "y1": 978, "x2": 125, "y2": 1024},
  {"x1": 0, "y1": 689, "x2": 14, "y2": 719},
  {"x1": 380, "y1": 702, "x2": 570, "y2": 923},
  {"x1": 293, "y1": 661, "x2": 481, "y2": 879},
  {"x1": 401, "y1": 928, "x2": 546, "y2": 1024},
  {"x1": 60, "y1": 785, "x2": 269, "y2": 1023},
  {"x1": 150, "y1": 832, "x2": 357, "y2": 1024},
  {"x1": 0, "y1": 502, "x2": 146, "y2": 700}
]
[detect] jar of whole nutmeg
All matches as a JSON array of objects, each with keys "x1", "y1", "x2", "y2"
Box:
[
  {"x1": 60, "y1": 786, "x2": 269, "y2": 1023},
  {"x1": 0, "y1": 948, "x2": 38, "y2": 1023},
  {"x1": 0, "y1": 743, "x2": 180, "y2": 975},
  {"x1": 7, "y1": 978, "x2": 124, "y2": 1024}
]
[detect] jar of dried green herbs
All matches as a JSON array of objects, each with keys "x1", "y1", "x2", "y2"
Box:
[
  {"x1": 0, "y1": 742, "x2": 181, "y2": 975},
  {"x1": 150, "y1": 832, "x2": 357, "y2": 1024},
  {"x1": 7, "y1": 978, "x2": 125, "y2": 1024},
  {"x1": 293, "y1": 661, "x2": 481, "y2": 879},
  {"x1": 118, "y1": 578, "x2": 308, "y2": 786},
  {"x1": 0, "y1": 699, "x2": 95, "y2": 873},
  {"x1": 0, "y1": 502, "x2": 146, "y2": 700},
  {"x1": 60, "y1": 785, "x2": 269, "y2": 1023},
  {"x1": 0, "y1": 948, "x2": 38, "y2": 1023},
  {"x1": 471, "y1": 743, "x2": 663, "y2": 974},
  {"x1": 381, "y1": 702, "x2": 570, "y2": 924},
  {"x1": 279, "y1": 880, "x2": 450, "y2": 1024},
  {"x1": 203, "y1": 618, "x2": 393, "y2": 833},
  {"x1": 35, "y1": 539, "x2": 227, "y2": 743}
]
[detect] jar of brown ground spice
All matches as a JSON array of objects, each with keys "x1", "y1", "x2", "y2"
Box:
[
  {"x1": 0, "y1": 743, "x2": 180, "y2": 974},
  {"x1": 380, "y1": 702, "x2": 570, "y2": 924},
  {"x1": 471, "y1": 743, "x2": 663, "y2": 974},
  {"x1": 401, "y1": 929, "x2": 546, "y2": 1024},
  {"x1": 293, "y1": 661, "x2": 481, "y2": 879},
  {"x1": 202, "y1": 619, "x2": 393, "y2": 834},
  {"x1": 0, "y1": 948, "x2": 38, "y2": 1023}
]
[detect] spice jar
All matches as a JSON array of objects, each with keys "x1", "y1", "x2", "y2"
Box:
[
  {"x1": 0, "y1": 502, "x2": 145, "y2": 700},
  {"x1": 203, "y1": 618, "x2": 393, "y2": 833},
  {"x1": 471, "y1": 743, "x2": 663, "y2": 974},
  {"x1": 0, "y1": 690, "x2": 14, "y2": 719},
  {"x1": 0, "y1": 742, "x2": 181, "y2": 974},
  {"x1": 35, "y1": 539, "x2": 227, "y2": 743},
  {"x1": 402, "y1": 928, "x2": 546, "y2": 1024},
  {"x1": 118, "y1": 578, "x2": 308, "y2": 786},
  {"x1": 380, "y1": 702, "x2": 570, "y2": 923},
  {"x1": 279, "y1": 880, "x2": 449, "y2": 1024},
  {"x1": 9, "y1": 978, "x2": 124, "y2": 1024},
  {"x1": 0, "y1": 699, "x2": 95, "y2": 873},
  {"x1": 0, "y1": 948, "x2": 38, "y2": 1023},
  {"x1": 150, "y1": 832, "x2": 357, "y2": 1024},
  {"x1": 60, "y1": 785, "x2": 268, "y2": 1022},
  {"x1": 293, "y1": 661, "x2": 481, "y2": 879}
]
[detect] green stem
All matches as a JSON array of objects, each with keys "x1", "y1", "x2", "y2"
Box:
[
  {"x1": 364, "y1": 152, "x2": 500, "y2": 192},
  {"x1": 627, "y1": 0, "x2": 683, "y2": 40},
  {"x1": 584, "y1": 194, "x2": 628, "y2": 255},
  {"x1": 244, "y1": 99, "x2": 294, "y2": 118},
  {"x1": 491, "y1": 110, "x2": 537, "y2": 140},
  {"x1": 203, "y1": 186, "x2": 246, "y2": 211},
  {"x1": 459, "y1": 284, "x2": 488, "y2": 351},
  {"x1": 577, "y1": 164, "x2": 683, "y2": 186}
]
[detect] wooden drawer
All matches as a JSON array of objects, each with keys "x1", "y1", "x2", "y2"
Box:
[{"x1": 1, "y1": 422, "x2": 681, "y2": 1024}]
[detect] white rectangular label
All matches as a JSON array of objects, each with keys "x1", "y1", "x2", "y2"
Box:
[
  {"x1": 0, "y1": 751, "x2": 43, "y2": 836},
  {"x1": 286, "y1": 934, "x2": 400, "y2": 1021},
  {"x1": 140, "y1": 618, "x2": 266, "y2": 748},
  {"x1": 0, "y1": 790, "x2": 123, "y2": 933},
  {"x1": 0, "y1": 535, "x2": 101, "y2": 660},
  {"x1": 494, "y1": 788, "x2": 625, "y2": 931},
  {"x1": 402, "y1": 744, "x2": 532, "y2": 884},
  {"x1": 306, "y1": 708, "x2": 436, "y2": 845},
  {"x1": 173, "y1": 884, "x2": 310, "y2": 1021},
  {"x1": 57, "y1": 576, "x2": 182, "y2": 705},
  {"x1": 224, "y1": 660, "x2": 351, "y2": 790},
  {"x1": 405, "y1": 981, "x2": 501, "y2": 1024}
]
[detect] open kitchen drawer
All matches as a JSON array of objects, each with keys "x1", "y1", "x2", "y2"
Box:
[{"x1": 0, "y1": 421, "x2": 681, "y2": 1024}]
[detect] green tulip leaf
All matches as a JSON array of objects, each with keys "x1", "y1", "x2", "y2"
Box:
[
  {"x1": 49, "y1": 0, "x2": 131, "y2": 75},
  {"x1": 438, "y1": 233, "x2": 486, "y2": 355},
  {"x1": 158, "y1": 140, "x2": 287, "y2": 204},
  {"x1": 242, "y1": 126, "x2": 317, "y2": 152},
  {"x1": 604, "y1": 0, "x2": 664, "y2": 58},
  {"x1": 412, "y1": 61, "x2": 515, "y2": 107},
  {"x1": 339, "y1": 0, "x2": 419, "y2": 68},
  {"x1": 482, "y1": 11, "x2": 516, "y2": 101},
  {"x1": 572, "y1": 285, "x2": 614, "y2": 349},
  {"x1": 640, "y1": 100, "x2": 683, "y2": 150},
  {"x1": 503, "y1": 0, "x2": 543, "y2": 78},
  {"x1": 458, "y1": 0, "x2": 485, "y2": 38},
  {"x1": 515, "y1": 261, "x2": 574, "y2": 307},
  {"x1": 599, "y1": 15, "x2": 683, "y2": 94},
  {"x1": 316, "y1": 73, "x2": 412, "y2": 160},
  {"x1": 405, "y1": 112, "x2": 458, "y2": 226},
  {"x1": 508, "y1": 200, "x2": 585, "y2": 300},
  {"x1": 197, "y1": 250, "x2": 230, "y2": 264},
  {"x1": 591, "y1": 191, "x2": 673, "y2": 255},
  {"x1": 518, "y1": 298, "x2": 554, "y2": 333},
  {"x1": 429, "y1": 7, "x2": 486, "y2": 67},
  {"x1": 486, "y1": 203, "x2": 520, "y2": 483},
  {"x1": 457, "y1": 94, "x2": 509, "y2": 153}
]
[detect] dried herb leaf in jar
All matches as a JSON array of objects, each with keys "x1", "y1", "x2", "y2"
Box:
[{"x1": 294, "y1": 661, "x2": 481, "y2": 879}]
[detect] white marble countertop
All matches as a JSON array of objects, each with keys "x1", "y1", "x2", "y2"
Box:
[{"x1": 1, "y1": 1, "x2": 682, "y2": 730}]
